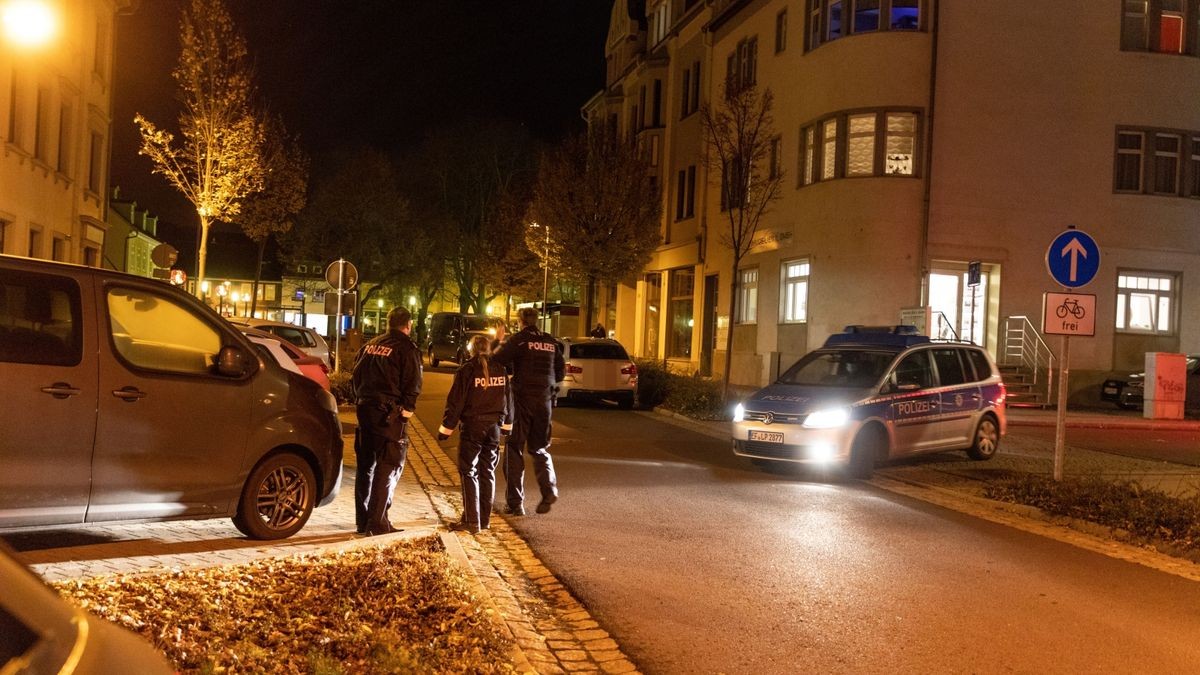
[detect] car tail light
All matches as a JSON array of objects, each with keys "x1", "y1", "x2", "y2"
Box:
[
  {"x1": 621, "y1": 363, "x2": 637, "y2": 376},
  {"x1": 566, "y1": 363, "x2": 583, "y2": 374},
  {"x1": 320, "y1": 362, "x2": 330, "y2": 374}
]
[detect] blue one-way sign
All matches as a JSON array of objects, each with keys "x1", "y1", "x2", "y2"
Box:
[{"x1": 1046, "y1": 229, "x2": 1100, "y2": 288}]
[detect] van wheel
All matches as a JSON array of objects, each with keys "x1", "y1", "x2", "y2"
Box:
[
  {"x1": 848, "y1": 427, "x2": 883, "y2": 479},
  {"x1": 967, "y1": 415, "x2": 1000, "y2": 461},
  {"x1": 429, "y1": 348, "x2": 440, "y2": 368},
  {"x1": 233, "y1": 453, "x2": 316, "y2": 540}
]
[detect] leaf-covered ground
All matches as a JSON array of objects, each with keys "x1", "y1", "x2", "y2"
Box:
[{"x1": 53, "y1": 537, "x2": 514, "y2": 674}]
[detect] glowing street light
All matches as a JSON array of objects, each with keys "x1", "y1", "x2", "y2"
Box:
[{"x1": 2, "y1": 0, "x2": 57, "y2": 48}]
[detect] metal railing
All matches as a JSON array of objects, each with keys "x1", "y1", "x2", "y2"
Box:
[
  {"x1": 932, "y1": 311, "x2": 960, "y2": 341},
  {"x1": 1003, "y1": 315, "x2": 1056, "y2": 403}
]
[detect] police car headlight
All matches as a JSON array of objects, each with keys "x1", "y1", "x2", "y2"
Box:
[
  {"x1": 733, "y1": 403, "x2": 745, "y2": 422},
  {"x1": 803, "y1": 407, "x2": 849, "y2": 429}
]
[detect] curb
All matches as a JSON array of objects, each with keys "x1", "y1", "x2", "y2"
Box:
[
  {"x1": 638, "y1": 407, "x2": 730, "y2": 441},
  {"x1": 1007, "y1": 413, "x2": 1200, "y2": 431}
]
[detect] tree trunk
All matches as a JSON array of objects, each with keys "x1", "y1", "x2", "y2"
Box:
[
  {"x1": 251, "y1": 237, "x2": 266, "y2": 317},
  {"x1": 584, "y1": 275, "x2": 597, "y2": 334},
  {"x1": 196, "y1": 214, "x2": 211, "y2": 299},
  {"x1": 721, "y1": 258, "x2": 741, "y2": 403}
]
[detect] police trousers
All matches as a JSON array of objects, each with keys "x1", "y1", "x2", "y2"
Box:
[
  {"x1": 354, "y1": 403, "x2": 409, "y2": 534},
  {"x1": 457, "y1": 417, "x2": 501, "y2": 530},
  {"x1": 504, "y1": 390, "x2": 557, "y2": 509}
]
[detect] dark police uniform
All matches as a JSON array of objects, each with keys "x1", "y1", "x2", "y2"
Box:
[
  {"x1": 491, "y1": 325, "x2": 565, "y2": 512},
  {"x1": 351, "y1": 328, "x2": 422, "y2": 535},
  {"x1": 438, "y1": 356, "x2": 512, "y2": 531}
]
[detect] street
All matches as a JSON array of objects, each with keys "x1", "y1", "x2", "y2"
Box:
[{"x1": 416, "y1": 368, "x2": 1200, "y2": 673}]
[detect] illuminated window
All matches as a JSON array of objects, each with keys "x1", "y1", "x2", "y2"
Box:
[
  {"x1": 781, "y1": 260, "x2": 810, "y2": 323},
  {"x1": 800, "y1": 125, "x2": 816, "y2": 186},
  {"x1": 668, "y1": 268, "x2": 694, "y2": 358},
  {"x1": 1121, "y1": 0, "x2": 1199, "y2": 55},
  {"x1": 847, "y1": 113, "x2": 876, "y2": 176},
  {"x1": 643, "y1": 273, "x2": 663, "y2": 357},
  {"x1": 1116, "y1": 271, "x2": 1177, "y2": 335},
  {"x1": 737, "y1": 268, "x2": 758, "y2": 324},
  {"x1": 885, "y1": 113, "x2": 916, "y2": 175},
  {"x1": 822, "y1": 118, "x2": 838, "y2": 180},
  {"x1": 890, "y1": 0, "x2": 919, "y2": 29}
]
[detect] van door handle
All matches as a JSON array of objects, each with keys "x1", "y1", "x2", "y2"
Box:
[
  {"x1": 41, "y1": 382, "x2": 81, "y2": 399},
  {"x1": 112, "y1": 386, "x2": 147, "y2": 402}
]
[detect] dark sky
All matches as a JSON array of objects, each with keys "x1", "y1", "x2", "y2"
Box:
[{"x1": 111, "y1": 0, "x2": 613, "y2": 276}]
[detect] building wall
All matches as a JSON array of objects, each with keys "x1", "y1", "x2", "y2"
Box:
[{"x1": 0, "y1": 0, "x2": 131, "y2": 265}]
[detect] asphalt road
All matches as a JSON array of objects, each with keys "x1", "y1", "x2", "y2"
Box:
[
  {"x1": 1008, "y1": 426, "x2": 1200, "y2": 466},
  {"x1": 416, "y1": 367, "x2": 1200, "y2": 674}
]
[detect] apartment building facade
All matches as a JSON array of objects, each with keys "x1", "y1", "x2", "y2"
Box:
[
  {"x1": 588, "y1": 0, "x2": 1200, "y2": 398},
  {"x1": 1, "y1": 0, "x2": 132, "y2": 266}
]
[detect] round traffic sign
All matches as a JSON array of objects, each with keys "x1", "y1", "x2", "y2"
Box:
[
  {"x1": 1045, "y1": 229, "x2": 1100, "y2": 288},
  {"x1": 150, "y1": 243, "x2": 178, "y2": 269},
  {"x1": 324, "y1": 259, "x2": 359, "y2": 290}
]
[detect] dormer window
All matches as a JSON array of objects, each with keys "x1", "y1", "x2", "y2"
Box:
[{"x1": 650, "y1": 1, "x2": 672, "y2": 46}]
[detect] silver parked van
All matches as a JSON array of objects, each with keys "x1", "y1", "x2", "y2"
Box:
[{"x1": 0, "y1": 256, "x2": 343, "y2": 540}]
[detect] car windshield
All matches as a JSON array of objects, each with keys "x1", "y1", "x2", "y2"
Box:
[
  {"x1": 777, "y1": 349, "x2": 895, "y2": 387},
  {"x1": 569, "y1": 343, "x2": 628, "y2": 360},
  {"x1": 463, "y1": 316, "x2": 495, "y2": 331}
]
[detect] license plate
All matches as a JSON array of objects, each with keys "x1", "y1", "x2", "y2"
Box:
[
  {"x1": 1103, "y1": 387, "x2": 1117, "y2": 395},
  {"x1": 749, "y1": 430, "x2": 784, "y2": 444}
]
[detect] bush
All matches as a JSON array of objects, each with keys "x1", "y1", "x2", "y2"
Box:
[
  {"x1": 664, "y1": 374, "x2": 727, "y2": 420},
  {"x1": 634, "y1": 358, "x2": 671, "y2": 409},
  {"x1": 983, "y1": 475, "x2": 1200, "y2": 552},
  {"x1": 330, "y1": 372, "x2": 354, "y2": 405}
]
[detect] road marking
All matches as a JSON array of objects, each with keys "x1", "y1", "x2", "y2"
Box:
[{"x1": 556, "y1": 456, "x2": 708, "y2": 469}]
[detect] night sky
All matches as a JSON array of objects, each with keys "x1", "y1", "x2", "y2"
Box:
[{"x1": 111, "y1": 0, "x2": 613, "y2": 277}]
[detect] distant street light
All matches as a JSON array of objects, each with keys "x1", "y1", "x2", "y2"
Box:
[
  {"x1": 217, "y1": 281, "x2": 229, "y2": 316},
  {"x1": 2, "y1": 0, "x2": 56, "y2": 48},
  {"x1": 230, "y1": 291, "x2": 241, "y2": 317}
]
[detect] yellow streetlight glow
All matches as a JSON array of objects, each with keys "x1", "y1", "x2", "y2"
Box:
[{"x1": 2, "y1": 0, "x2": 56, "y2": 48}]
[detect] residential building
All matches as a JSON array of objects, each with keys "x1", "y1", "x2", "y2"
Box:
[
  {"x1": 588, "y1": 0, "x2": 1200, "y2": 401},
  {"x1": 104, "y1": 187, "x2": 164, "y2": 277},
  {"x1": 1, "y1": 0, "x2": 134, "y2": 266}
]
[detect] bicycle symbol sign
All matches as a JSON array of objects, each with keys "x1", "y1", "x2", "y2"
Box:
[{"x1": 1043, "y1": 292, "x2": 1096, "y2": 337}]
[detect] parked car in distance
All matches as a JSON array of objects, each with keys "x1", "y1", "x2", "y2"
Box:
[
  {"x1": 557, "y1": 338, "x2": 638, "y2": 409},
  {"x1": 732, "y1": 326, "x2": 1006, "y2": 478},
  {"x1": 0, "y1": 543, "x2": 174, "y2": 674},
  {"x1": 427, "y1": 312, "x2": 505, "y2": 367},
  {"x1": 0, "y1": 255, "x2": 343, "y2": 540},
  {"x1": 230, "y1": 317, "x2": 331, "y2": 367},
  {"x1": 1101, "y1": 355, "x2": 1200, "y2": 410},
  {"x1": 242, "y1": 326, "x2": 331, "y2": 390}
]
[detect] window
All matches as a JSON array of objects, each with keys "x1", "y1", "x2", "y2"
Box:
[
  {"x1": 51, "y1": 236, "x2": 67, "y2": 262},
  {"x1": 0, "y1": 270, "x2": 82, "y2": 366},
  {"x1": 681, "y1": 68, "x2": 692, "y2": 118},
  {"x1": 652, "y1": 79, "x2": 663, "y2": 127},
  {"x1": 726, "y1": 37, "x2": 758, "y2": 94},
  {"x1": 643, "y1": 273, "x2": 663, "y2": 357},
  {"x1": 891, "y1": 0, "x2": 920, "y2": 29},
  {"x1": 801, "y1": 125, "x2": 816, "y2": 185},
  {"x1": 1153, "y1": 133, "x2": 1181, "y2": 194},
  {"x1": 769, "y1": 136, "x2": 782, "y2": 180},
  {"x1": 675, "y1": 166, "x2": 696, "y2": 220},
  {"x1": 7, "y1": 69, "x2": 19, "y2": 145},
  {"x1": 1115, "y1": 131, "x2": 1145, "y2": 192},
  {"x1": 676, "y1": 169, "x2": 687, "y2": 220},
  {"x1": 1122, "y1": 0, "x2": 1200, "y2": 54},
  {"x1": 855, "y1": 0, "x2": 881, "y2": 32},
  {"x1": 83, "y1": 247, "x2": 99, "y2": 267},
  {"x1": 847, "y1": 113, "x2": 876, "y2": 176},
  {"x1": 809, "y1": 0, "x2": 822, "y2": 50},
  {"x1": 1190, "y1": 136, "x2": 1200, "y2": 197},
  {"x1": 890, "y1": 351, "x2": 933, "y2": 390},
  {"x1": 931, "y1": 348, "x2": 968, "y2": 386},
  {"x1": 87, "y1": 131, "x2": 103, "y2": 194},
  {"x1": 27, "y1": 228, "x2": 41, "y2": 258},
  {"x1": 650, "y1": 1, "x2": 671, "y2": 45},
  {"x1": 1116, "y1": 271, "x2": 1177, "y2": 334},
  {"x1": 964, "y1": 349, "x2": 993, "y2": 382},
  {"x1": 686, "y1": 165, "x2": 696, "y2": 217},
  {"x1": 93, "y1": 20, "x2": 108, "y2": 78},
  {"x1": 781, "y1": 260, "x2": 810, "y2": 323},
  {"x1": 690, "y1": 62, "x2": 701, "y2": 114},
  {"x1": 34, "y1": 88, "x2": 47, "y2": 160},
  {"x1": 885, "y1": 112, "x2": 916, "y2": 175},
  {"x1": 821, "y1": 118, "x2": 838, "y2": 180},
  {"x1": 668, "y1": 268, "x2": 694, "y2": 358},
  {"x1": 776, "y1": 9, "x2": 788, "y2": 53},
  {"x1": 828, "y1": 0, "x2": 844, "y2": 40},
  {"x1": 808, "y1": 0, "x2": 919, "y2": 50},
  {"x1": 737, "y1": 268, "x2": 758, "y2": 324},
  {"x1": 721, "y1": 156, "x2": 746, "y2": 210},
  {"x1": 57, "y1": 102, "x2": 71, "y2": 173},
  {"x1": 108, "y1": 286, "x2": 222, "y2": 374}
]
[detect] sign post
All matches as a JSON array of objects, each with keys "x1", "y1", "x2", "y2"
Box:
[
  {"x1": 324, "y1": 259, "x2": 359, "y2": 374},
  {"x1": 967, "y1": 261, "x2": 981, "y2": 344},
  {"x1": 1044, "y1": 228, "x2": 1101, "y2": 481}
]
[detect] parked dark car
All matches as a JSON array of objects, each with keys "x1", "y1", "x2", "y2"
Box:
[
  {"x1": 0, "y1": 255, "x2": 343, "y2": 540},
  {"x1": 426, "y1": 312, "x2": 505, "y2": 367},
  {"x1": 1101, "y1": 355, "x2": 1200, "y2": 410}
]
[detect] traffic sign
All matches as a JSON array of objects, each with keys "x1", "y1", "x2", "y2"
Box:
[
  {"x1": 967, "y1": 260, "x2": 981, "y2": 287},
  {"x1": 1042, "y1": 292, "x2": 1095, "y2": 336},
  {"x1": 150, "y1": 243, "x2": 178, "y2": 269},
  {"x1": 1046, "y1": 229, "x2": 1100, "y2": 288},
  {"x1": 324, "y1": 259, "x2": 359, "y2": 291}
]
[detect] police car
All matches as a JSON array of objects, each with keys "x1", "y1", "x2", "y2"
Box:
[{"x1": 732, "y1": 326, "x2": 1006, "y2": 477}]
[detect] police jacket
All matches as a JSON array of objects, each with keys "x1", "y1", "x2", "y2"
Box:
[
  {"x1": 438, "y1": 356, "x2": 513, "y2": 435},
  {"x1": 491, "y1": 325, "x2": 564, "y2": 392},
  {"x1": 351, "y1": 329, "x2": 422, "y2": 416}
]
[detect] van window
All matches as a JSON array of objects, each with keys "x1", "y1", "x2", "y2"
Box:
[
  {"x1": 0, "y1": 270, "x2": 81, "y2": 366},
  {"x1": 964, "y1": 349, "x2": 992, "y2": 382},
  {"x1": 107, "y1": 286, "x2": 221, "y2": 375},
  {"x1": 889, "y1": 351, "x2": 934, "y2": 390},
  {"x1": 931, "y1": 348, "x2": 968, "y2": 386},
  {"x1": 569, "y1": 343, "x2": 629, "y2": 360},
  {"x1": 779, "y1": 349, "x2": 894, "y2": 387}
]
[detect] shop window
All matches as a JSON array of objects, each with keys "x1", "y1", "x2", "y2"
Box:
[{"x1": 643, "y1": 273, "x2": 663, "y2": 357}]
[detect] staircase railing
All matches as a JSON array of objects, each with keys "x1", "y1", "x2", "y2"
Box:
[{"x1": 1003, "y1": 315, "x2": 1056, "y2": 403}]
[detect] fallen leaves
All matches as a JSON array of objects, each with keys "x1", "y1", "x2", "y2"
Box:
[{"x1": 52, "y1": 536, "x2": 513, "y2": 674}]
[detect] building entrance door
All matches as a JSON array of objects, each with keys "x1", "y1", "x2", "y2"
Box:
[
  {"x1": 700, "y1": 274, "x2": 719, "y2": 376},
  {"x1": 928, "y1": 262, "x2": 994, "y2": 347}
]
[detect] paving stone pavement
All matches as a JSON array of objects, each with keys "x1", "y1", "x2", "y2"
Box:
[{"x1": 7, "y1": 410, "x2": 641, "y2": 675}]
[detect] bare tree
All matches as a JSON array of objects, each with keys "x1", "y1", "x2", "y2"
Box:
[
  {"x1": 239, "y1": 113, "x2": 309, "y2": 316},
  {"x1": 134, "y1": 0, "x2": 264, "y2": 294},
  {"x1": 702, "y1": 83, "x2": 783, "y2": 400},
  {"x1": 529, "y1": 126, "x2": 660, "y2": 330}
]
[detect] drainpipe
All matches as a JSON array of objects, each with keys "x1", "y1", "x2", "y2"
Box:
[{"x1": 917, "y1": 0, "x2": 942, "y2": 307}]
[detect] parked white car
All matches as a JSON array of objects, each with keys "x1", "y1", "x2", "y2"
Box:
[
  {"x1": 230, "y1": 318, "x2": 331, "y2": 367},
  {"x1": 557, "y1": 338, "x2": 638, "y2": 409}
]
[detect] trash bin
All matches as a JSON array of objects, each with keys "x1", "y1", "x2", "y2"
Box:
[{"x1": 1144, "y1": 352, "x2": 1187, "y2": 420}]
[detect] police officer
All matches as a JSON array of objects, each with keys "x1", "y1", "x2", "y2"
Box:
[
  {"x1": 437, "y1": 334, "x2": 512, "y2": 534},
  {"x1": 492, "y1": 307, "x2": 564, "y2": 515},
  {"x1": 351, "y1": 307, "x2": 422, "y2": 536}
]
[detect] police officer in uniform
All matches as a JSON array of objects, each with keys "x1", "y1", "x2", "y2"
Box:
[
  {"x1": 492, "y1": 307, "x2": 565, "y2": 515},
  {"x1": 437, "y1": 334, "x2": 512, "y2": 534},
  {"x1": 351, "y1": 307, "x2": 422, "y2": 536}
]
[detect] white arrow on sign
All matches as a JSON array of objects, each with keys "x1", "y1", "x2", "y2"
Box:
[{"x1": 1060, "y1": 237, "x2": 1088, "y2": 283}]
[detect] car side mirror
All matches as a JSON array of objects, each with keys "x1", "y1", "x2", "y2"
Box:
[{"x1": 216, "y1": 345, "x2": 251, "y2": 377}]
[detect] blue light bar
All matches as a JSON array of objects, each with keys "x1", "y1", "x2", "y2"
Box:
[{"x1": 823, "y1": 325, "x2": 931, "y2": 348}]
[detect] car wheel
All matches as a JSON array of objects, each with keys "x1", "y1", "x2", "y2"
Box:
[
  {"x1": 847, "y1": 427, "x2": 883, "y2": 479},
  {"x1": 967, "y1": 415, "x2": 1000, "y2": 461},
  {"x1": 429, "y1": 348, "x2": 440, "y2": 368},
  {"x1": 233, "y1": 452, "x2": 316, "y2": 540}
]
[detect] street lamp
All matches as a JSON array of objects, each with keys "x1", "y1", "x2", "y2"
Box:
[
  {"x1": 2, "y1": 0, "x2": 56, "y2": 48},
  {"x1": 216, "y1": 282, "x2": 228, "y2": 316},
  {"x1": 230, "y1": 292, "x2": 241, "y2": 317}
]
